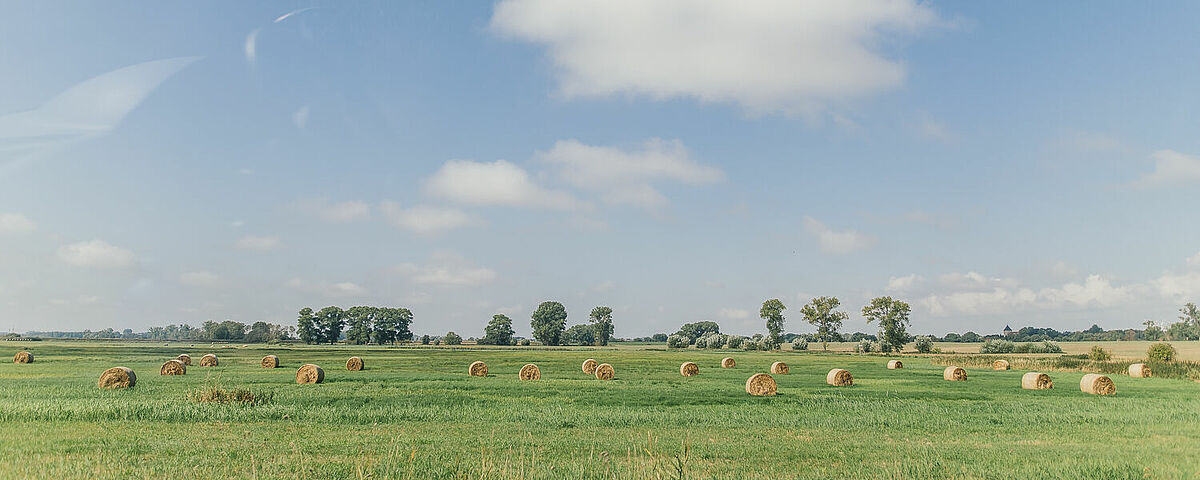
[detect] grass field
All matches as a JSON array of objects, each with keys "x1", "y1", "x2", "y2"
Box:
[{"x1": 2, "y1": 342, "x2": 1199, "y2": 479}]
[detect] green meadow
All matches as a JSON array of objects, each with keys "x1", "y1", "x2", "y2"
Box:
[{"x1": 2, "y1": 342, "x2": 1198, "y2": 479}]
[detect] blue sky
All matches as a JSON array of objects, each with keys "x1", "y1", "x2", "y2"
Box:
[{"x1": 2, "y1": 1, "x2": 1199, "y2": 337}]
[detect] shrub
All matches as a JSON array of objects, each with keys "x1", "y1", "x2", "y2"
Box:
[
  {"x1": 791, "y1": 338, "x2": 809, "y2": 351},
  {"x1": 760, "y1": 337, "x2": 781, "y2": 351},
  {"x1": 980, "y1": 339, "x2": 1015, "y2": 354},
  {"x1": 1148, "y1": 343, "x2": 1178, "y2": 362},
  {"x1": 1030, "y1": 341, "x2": 1062, "y2": 354},
  {"x1": 1087, "y1": 345, "x2": 1112, "y2": 361},
  {"x1": 519, "y1": 338, "x2": 531, "y2": 346},
  {"x1": 914, "y1": 335, "x2": 934, "y2": 353},
  {"x1": 877, "y1": 341, "x2": 893, "y2": 353},
  {"x1": 855, "y1": 339, "x2": 873, "y2": 353},
  {"x1": 420, "y1": 335, "x2": 430, "y2": 345},
  {"x1": 693, "y1": 335, "x2": 708, "y2": 349},
  {"x1": 666, "y1": 335, "x2": 691, "y2": 349},
  {"x1": 742, "y1": 338, "x2": 759, "y2": 351},
  {"x1": 725, "y1": 336, "x2": 744, "y2": 349},
  {"x1": 443, "y1": 331, "x2": 463, "y2": 345}
]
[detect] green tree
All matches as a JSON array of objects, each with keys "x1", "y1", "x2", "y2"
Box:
[
  {"x1": 316, "y1": 306, "x2": 346, "y2": 344},
  {"x1": 760, "y1": 299, "x2": 786, "y2": 345},
  {"x1": 531, "y1": 301, "x2": 568, "y2": 346},
  {"x1": 1177, "y1": 303, "x2": 1200, "y2": 340},
  {"x1": 345, "y1": 306, "x2": 376, "y2": 345},
  {"x1": 589, "y1": 306, "x2": 614, "y2": 346},
  {"x1": 800, "y1": 296, "x2": 848, "y2": 351},
  {"x1": 862, "y1": 296, "x2": 912, "y2": 352},
  {"x1": 1142, "y1": 320, "x2": 1164, "y2": 341},
  {"x1": 373, "y1": 307, "x2": 413, "y2": 345},
  {"x1": 563, "y1": 324, "x2": 596, "y2": 345},
  {"x1": 482, "y1": 314, "x2": 515, "y2": 345},
  {"x1": 674, "y1": 321, "x2": 720, "y2": 343},
  {"x1": 443, "y1": 331, "x2": 463, "y2": 345},
  {"x1": 245, "y1": 321, "x2": 271, "y2": 343},
  {"x1": 297, "y1": 308, "x2": 319, "y2": 344}
]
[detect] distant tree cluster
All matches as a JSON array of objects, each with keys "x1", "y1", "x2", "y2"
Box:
[
  {"x1": 27, "y1": 321, "x2": 295, "y2": 342},
  {"x1": 296, "y1": 306, "x2": 413, "y2": 345}
]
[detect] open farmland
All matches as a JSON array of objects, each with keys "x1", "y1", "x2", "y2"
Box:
[{"x1": 2, "y1": 342, "x2": 1198, "y2": 479}]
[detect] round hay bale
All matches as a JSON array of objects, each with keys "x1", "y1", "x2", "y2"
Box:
[
  {"x1": 518, "y1": 363, "x2": 541, "y2": 380},
  {"x1": 595, "y1": 363, "x2": 615, "y2": 380},
  {"x1": 296, "y1": 364, "x2": 324, "y2": 384},
  {"x1": 98, "y1": 367, "x2": 136, "y2": 389},
  {"x1": 745, "y1": 373, "x2": 777, "y2": 396},
  {"x1": 680, "y1": 361, "x2": 699, "y2": 377},
  {"x1": 1128, "y1": 363, "x2": 1152, "y2": 378},
  {"x1": 468, "y1": 361, "x2": 488, "y2": 377},
  {"x1": 943, "y1": 366, "x2": 967, "y2": 381},
  {"x1": 346, "y1": 356, "x2": 364, "y2": 371},
  {"x1": 1022, "y1": 372, "x2": 1053, "y2": 390},
  {"x1": 887, "y1": 360, "x2": 903, "y2": 369},
  {"x1": 770, "y1": 361, "x2": 789, "y2": 374},
  {"x1": 826, "y1": 368, "x2": 853, "y2": 386},
  {"x1": 199, "y1": 354, "x2": 218, "y2": 367},
  {"x1": 993, "y1": 359, "x2": 1010, "y2": 370},
  {"x1": 721, "y1": 357, "x2": 736, "y2": 368},
  {"x1": 1080, "y1": 373, "x2": 1115, "y2": 395},
  {"x1": 159, "y1": 359, "x2": 186, "y2": 376},
  {"x1": 13, "y1": 351, "x2": 32, "y2": 364},
  {"x1": 176, "y1": 354, "x2": 192, "y2": 366},
  {"x1": 261, "y1": 355, "x2": 279, "y2": 369},
  {"x1": 582, "y1": 358, "x2": 598, "y2": 375}
]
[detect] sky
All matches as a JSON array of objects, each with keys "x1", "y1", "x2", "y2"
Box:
[{"x1": 1, "y1": 1, "x2": 1199, "y2": 338}]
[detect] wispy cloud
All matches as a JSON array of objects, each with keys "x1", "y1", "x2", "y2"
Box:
[
  {"x1": 394, "y1": 252, "x2": 497, "y2": 287},
  {"x1": 235, "y1": 235, "x2": 281, "y2": 251},
  {"x1": 1130, "y1": 149, "x2": 1200, "y2": 188},
  {"x1": 424, "y1": 159, "x2": 580, "y2": 209},
  {"x1": 179, "y1": 271, "x2": 221, "y2": 288},
  {"x1": 285, "y1": 278, "x2": 368, "y2": 298},
  {"x1": 57, "y1": 240, "x2": 137, "y2": 269},
  {"x1": 379, "y1": 202, "x2": 474, "y2": 234},
  {"x1": 0, "y1": 213, "x2": 36, "y2": 234},
  {"x1": 803, "y1": 216, "x2": 875, "y2": 254}
]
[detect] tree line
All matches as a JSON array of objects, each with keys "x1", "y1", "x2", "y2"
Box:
[
  {"x1": 22, "y1": 321, "x2": 295, "y2": 342},
  {"x1": 296, "y1": 306, "x2": 414, "y2": 345}
]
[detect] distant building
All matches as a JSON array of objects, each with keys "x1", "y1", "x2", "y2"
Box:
[{"x1": 1003, "y1": 325, "x2": 1015, "y2": 336}]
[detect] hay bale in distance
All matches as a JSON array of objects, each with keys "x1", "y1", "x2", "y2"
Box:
[
  {"x1": 160, "y1": 359, "x2": 186, "y2": 376},
  {"x1": 176, "y1": 354, "x2": 192, "y2": 366},
  {"x1": 98, "y1": 367, "x2": 136, "y2": 389},
  {"x1": 993, "y1": 359, "x2": 1010, "y2": 370},
  {"x1": 1021, "y1": 372, "x2": 1053, "y2": 390},
  {"x1": 1128, "y1": 363, "x2": 1152, "y2": 378},
  {"x1": 943, "y1": 366, "x2": 968, "y2": 381},
  {"x1": 826, "y1": 368, "x2": 853, "y2": 386},
  {"x1": 468, "y1": 361, "x2": 488, "y2": 377},
  {"x1": 770, "y1": 361, "x2": 789, "y2": 375},
  {"x1": 346, "y1": 356, "x2": 364, "y2": 371},
  {"x1": 680, "y1": 361, "x2": 699, "y2": 377},
  {"x1": 582, "y1": 358, "x2": 598, "y2": 375},
  {"x1": 519, "y1": 363, "x2": 541, "y2": 380},
  {"x1": 745, "y1": 373, "x2": 777, "y2": 396},
  {"x1": 1080, "y1": 373, "x2": 1115, "y2": 395},
  {"x1": 261, "y1": 355, "x2": 279, "y2": 369},
  {"x1": 887, "y1": 360, "x2": 903, "y2": 369},
  {"x1": 721, "y1": 357, "x2": 736, "y2": 368},
  {"x1": 199, "y1": 354, "x2": 218, "y2": 367},
  {"x1": 13, "y1": 351, "x2": 32, "y2": 364},
  {"x1": 296, "y1": 364, "x2": 324, "y2": 384},
  {"x1": 595, "y1": 363, "x2": 615, "y2": 380}
]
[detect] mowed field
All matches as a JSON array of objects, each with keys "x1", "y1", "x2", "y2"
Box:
[
  {"x1": 2, "y1": 342, "x2": 1199, "y2": 480},
  {"x1": 813, "y1": 341, "x2": 1200, "y2": 361}
]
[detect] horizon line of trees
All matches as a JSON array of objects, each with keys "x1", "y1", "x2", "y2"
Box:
[
  {"x1": 21, "y1": 321, "x2": 295, "y2": 342},
  {"x1": 296, "y1": 306, "x2": 414, "y2": 345}
]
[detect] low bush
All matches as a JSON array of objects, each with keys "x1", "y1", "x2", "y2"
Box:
[
  {"x1": 519, "y1": 338, "x2": 531, "y2": 346},
  {"x1": 855, "y1": 339, "x2": 873, "y2": 353},
  {"x1": 791, "y1": 337, "x2": 808, "y2": 351},
  {"x1": 1087, "y1": 345, "x2": 1112, "y2": 361},
  {"x1": 980, "y1": 339, "x2": 1015, "y2": 354},
  {"x1": 914, "y1": 335, "x2": 934, "y2": 353},
  {"x1": 1148, "y1": 343, "x2": 1177, "y2": 362},
  {"x1": 725, "y1": 336, "x2": 744, "y2": 349},
  {"x1": 443, "y1": 331, "x2": 463, "y2": 345},
  {"x1": 666, "y1": 335, "x2": 691, "y2": 349}
]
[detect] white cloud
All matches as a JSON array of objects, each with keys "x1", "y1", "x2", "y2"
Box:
[
  {"x1": 424, "y1": 159, "x2": 579, "y2": 209},
  {"x1": 244, "y1": 29, "x2": 260, "y2": 64},
  {"x1": 1040, "y1": 275, "x2": 1136, "y2": 308},
  {"x1": 300, "y1": 199, "x2": 370, "y2": 223},
  {"x1": 57, "y1": 240, "x2": 137, "y2": 269},
  {"x1": 1188, "y1": 252, "x2": 1200, "y2": 269},
  {"x1": 394, "y1": 252, "x2": 497, "y2": 287},
  {"x1": 918, "y1": 113, "x2": 954, "y2": 142},
  {"x1": 491, "y1": 0, "x2": 940, "y2": 115},
  {"x1": 235, "y1": 235, "x2": 281, "y2": 251},
  {"x1": 1049, "y1": 261, "x2": 1079, "y2": 278},
  {"x1": 916, "y1": 273, "x2": 1144, "y2": 317},
  {"x1": 1131, "y1": 149, "x2": 1200, "y2": 188},
  {"x1": 538, "y1": 138, "x2": 723, "y2": 209},
  {"x1": 885, "y1": 274, "x2": 922, "y2": 293},
  {"x1": 0, "y1": 213, "x2": 35, "y2": 234},
  {"x1": 1155, "y1": 271, "x2": 1200, "y2": 300},
  {"x1": 717, "y1": 308, "x2": 750, "y2": 320},
  {"x1": 379, "y1": 202, "x2": 473, "y2": 234},
  {"x1": 803, "y1": 216, "x2": 875, "y2": 254},
  {"x1": 179, "y1": 271, "x2": 220, "y2": 288},
  {"x1": 285, "y1": 278, "x2": 368, "y2": 298}
]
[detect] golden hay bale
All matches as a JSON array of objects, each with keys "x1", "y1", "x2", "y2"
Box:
[
  {"x1": 468, "y1": 361, "x2": 488, "y2": 377},
  {"x1": 176, "y1": 354, "x2": 192, "y2": 366},
  {"x1": 98, "y1": 367, "x2": 136, "y2": 389},
  {"x1": 13, "y1": 351, "x2": 33, "y2": 364},
  {"x1": 582, "y1": 358, "x2": 598, "y2": 375},
  {"x1": 160, "y1": 359, "x2": 186, "y2": 376},
  {"x1": 296, "y1": 364, "x2": 324, "y2": 384},
  {"x1": 595, "y1": 363, "x2": 615, "y2": 380},
  {"x1": 826, "y1": 368, "x2": 853, "y2": 386},
  {"x1": 346, "y1": 356, "x2": 364, "y2": 371},
  {"x1": 680, "y1": 361, "x2": 699, "y2": 377},
  {"x1": 721, "y1": 357, "x2": 736, "y2": 368},
  {"x1": 519, "y1": 363, "x2": 541, "y2": 380},
  {"x1": 1128, "y1": 363, "x2": 1152, "y2": 378},
  {"x1": 993, "y1": 359, "x2": 1010, "y2": 370},
  {"x1": 943, "y1": 366, "x2": 967, "y2": 381},
  {"x1": 1021, "y1": 372, "x2": 1053, "y2": 390},
  {"x1": 770, "y1": 361, "x2": 789, "y2": 374},
  {"x1": 1080, "y1": 373, "x2": 1115, "y2": 395},
  {"x1": 887, "y1": 360, "x2": 903, "y2": 369},
  {"x1": 261, "y1": 355, "x2": 279, "y2": 369},
  {"x1": 199, "y1": 354, "x2": 218, "y2": 367},
  {"x1": 745, "y1": 373, "x2": 777, "y2": 396}
]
